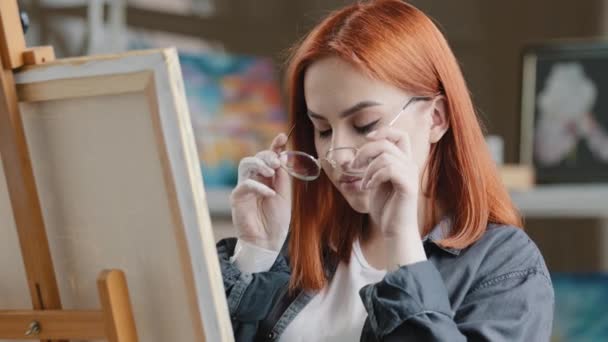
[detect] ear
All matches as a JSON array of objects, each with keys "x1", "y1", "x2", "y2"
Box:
[{"x1": 429, "y1": 96, "x2": 449, "y2": 143}]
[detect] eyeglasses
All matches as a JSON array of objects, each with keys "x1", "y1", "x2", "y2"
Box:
[{"x1": 278, "y1": 95, "x2": 436, "y2": 181}]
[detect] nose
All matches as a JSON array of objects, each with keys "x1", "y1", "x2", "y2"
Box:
[
  {"x1": 329, "y1": 126, "x2": 353, "y2": 150},
  {"x1": 327, "y1": 130, "x2": 357, "y2": 170},
  {"x1": 329, "y1": 147, "x2": 356, "y2": 169}
]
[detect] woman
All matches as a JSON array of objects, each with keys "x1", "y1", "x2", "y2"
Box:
[{"x1": 217, "y1": 1, "x2": 554, "y2": 341}]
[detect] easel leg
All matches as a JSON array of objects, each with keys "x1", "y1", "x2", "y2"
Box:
[
  {"x1": 1, "y1": 1, "x2": 140, "y2": 341},
  {"x1": 0, "y1": 39, "x2": 64, "y2": 342},
  {"x1": 98, "y1": 270, "x2": 139, "y2": 342}
]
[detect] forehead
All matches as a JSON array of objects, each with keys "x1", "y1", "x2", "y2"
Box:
[{"x1": 303, "y1": 56, "x2": 408, "y2": 114}]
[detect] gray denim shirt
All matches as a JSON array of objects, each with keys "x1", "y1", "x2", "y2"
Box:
[{"x1": 217, "y1": 220, "x2": 554, "y2": 341}]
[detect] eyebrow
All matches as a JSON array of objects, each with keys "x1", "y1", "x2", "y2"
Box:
[{"x1": 307, "y1": 101, "x2": 382, "y2": 120}]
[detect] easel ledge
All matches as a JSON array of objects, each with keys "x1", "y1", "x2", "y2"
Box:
[
  {"x1": 0, "y1": 271, "x2": 136, "y2": 340},
  {"x1": 0, "y1": 0, "x2": 138, "y2": 341}
]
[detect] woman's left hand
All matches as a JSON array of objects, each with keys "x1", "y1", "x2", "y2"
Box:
[
  {"x1": 353, "y1": 126, "x2": 418, "y2": 233},
  {"x1": 351, "y1": 127, "x2": 427, "y2": 268}
]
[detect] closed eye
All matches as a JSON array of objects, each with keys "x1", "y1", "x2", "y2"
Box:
[
  {"x1": 355, "y1": 120, "x2": 380, "y2": 134},
  {"x1": 318, "y1": 128, "x2": 332, "y2": 138},
  {"x1": 317, "y1": 119, "x2": 380, "y2": 138}
]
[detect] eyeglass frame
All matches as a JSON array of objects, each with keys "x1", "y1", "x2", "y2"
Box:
[{"x1": 279, "y1": 94, "x2": 439, "y2": 181}]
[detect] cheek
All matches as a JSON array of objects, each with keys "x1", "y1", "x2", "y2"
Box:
[
  {"x1": 408, "y1": 131, "x2": 432, "y2": 166},
  {"x1": 315, "y1": 137, "x2": 333, "y2": 176},
  {"x1": 314, "y1": 136, "x2": 329, "y2": 159}
]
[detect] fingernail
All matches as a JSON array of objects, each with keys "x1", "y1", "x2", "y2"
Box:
[{"x1": 367, "y1": 131, "x2": 377, "y2": 138}]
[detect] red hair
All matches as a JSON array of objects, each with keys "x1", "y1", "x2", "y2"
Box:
[{"x1": 285, "y1": 0, "x2": 521, "y2": 291}]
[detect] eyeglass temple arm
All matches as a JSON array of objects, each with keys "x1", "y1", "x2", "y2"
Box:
[
  {"x1": 387, "y1": 95, "x2": 437, "y2": 127},
  {"x1": 278, "y1": 124, "x2": 296, "y2": 153},
  {"x1": 286, "y1": 124, "x2": 296, "y2": 140}
]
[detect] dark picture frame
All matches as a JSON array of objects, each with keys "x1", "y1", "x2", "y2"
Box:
[{"x1": 520, "y1": 40, "x2": 608, "y2": 184}]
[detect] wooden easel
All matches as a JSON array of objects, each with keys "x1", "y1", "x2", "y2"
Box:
[{"x1": 0, "y1": 1, "x2": 138, "y2": 341}]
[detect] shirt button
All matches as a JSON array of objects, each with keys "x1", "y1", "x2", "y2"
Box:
[{"x1": 268, "y1": 331, "x2": 276, "y2": 340}]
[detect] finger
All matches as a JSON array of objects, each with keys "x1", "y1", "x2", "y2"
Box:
[
  {"x1": 361, "y1": 153, "x2": 395, "y2": 189},
  {"x1": 352, "y1": 140, "x2": 404, "y2": 169},
  {"x1": 365, "y1": 162, "x2": 419, "y2": 193},
  {"x1": 270, "y1": 133, "x2": 289, "y2": 153},
  {"x1": 367, "y1": 127, "x2": 408, "y2": 151},
  {"x1": 238, "y1": 156, "x2": 276, "y2": 183},
  {"x1": 255, "y1": 150, "x2": 291, "y2": 197},
  {"x1": 256, "y1": 150, "x2": 281, "y2": 169},
  {"x1": 365, "y1": 167, "x2": 393, "y2": 190},
  {"x1": 403, "y1": 131, "x2": 412, "y2": 157},
  {"x1": 230, "y1": 179, "x2": 276, "y2": 203}
]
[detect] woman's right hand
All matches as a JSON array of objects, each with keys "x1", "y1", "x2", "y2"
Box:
[{"x1": 230, "y1": 133, "x2": 291, "y2": 251}]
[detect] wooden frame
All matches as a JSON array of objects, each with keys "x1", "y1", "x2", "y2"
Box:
[
  {"x1": 0, "y1": 269, "x2": 136, "y2": 340},
  {"x1": 1, "y1": 48, "x2": 233, "y2": 341}
]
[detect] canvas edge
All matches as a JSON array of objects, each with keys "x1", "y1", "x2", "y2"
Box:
[
  {"x1": 150, "y1": 48, "x2": 234, "y2": 342},
  {"x1": 13, "y1": 48, "x2": 234, "y2": 341}
]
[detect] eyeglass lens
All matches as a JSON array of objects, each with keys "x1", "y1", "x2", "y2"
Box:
[{"x1": 279, "y1": 151, "x2": 321, "y2": 181}]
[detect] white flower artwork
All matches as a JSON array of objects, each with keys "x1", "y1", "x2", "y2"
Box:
[{"x1": 535, "y1": 62, "x2": 608, "y2": 166}]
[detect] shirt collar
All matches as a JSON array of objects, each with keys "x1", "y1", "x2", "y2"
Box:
[{"x1": 422, "y1": 216, "x2": 462, "y2": 256}]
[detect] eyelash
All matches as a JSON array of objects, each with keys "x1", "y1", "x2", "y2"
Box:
[{"x1": 317, "y1": 120, "x2": 380, "y2": 138}]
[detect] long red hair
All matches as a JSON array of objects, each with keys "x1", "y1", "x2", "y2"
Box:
[{"x1": 285, "y1": 0, "x2": 521, "y2": 291}]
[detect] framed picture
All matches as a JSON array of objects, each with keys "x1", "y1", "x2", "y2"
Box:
[{"x1": 520, "y1": 40, "x2": 608, "y2": 184}]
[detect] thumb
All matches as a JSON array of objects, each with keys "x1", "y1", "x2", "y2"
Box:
[{"x1": 274, "y1": 164, "x2": 291, "y2": 200}]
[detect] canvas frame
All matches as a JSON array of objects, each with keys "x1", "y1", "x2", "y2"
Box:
[{"x1": 0, "y1": 48, "x2": 233, "y2": 341}]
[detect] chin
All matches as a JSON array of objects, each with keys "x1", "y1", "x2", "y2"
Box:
[
  {"x1": 327, "y1": 173, "x2": 370, "y2": 213},
  {"x1": 341, "y1": 191, "x2": 370, "y2": 213}
]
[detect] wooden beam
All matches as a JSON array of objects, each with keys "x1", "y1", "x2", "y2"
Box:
[
  {"x1": 22, "y1": 46, "x2": 55, "y2": 66},
  {"x1": 0, "y1": 310, "x2": 105, "y2": 340},
  {"x1": 98, "y1": 270, "x2": 139, "y2": 342},
  {"x1": 0, "y1": 67, "x2": 63, "y2": 313},
  {"x1": 16, "y1": 70, "x2": 152, "y2": 102},
  {"x1": 0, "y1": 0, "x2": 26, "y2": 68}
]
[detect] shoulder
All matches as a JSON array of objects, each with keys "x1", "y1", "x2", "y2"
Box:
[
  {"x1": 470, "y1": 224, "x2": 539, "y2": 261},
  {"x1": 463, "y1": 224, "x2": 551, "y2": 289},
  {"x1": 475, "y1": 224, "x2": 541, "y2": 262}
]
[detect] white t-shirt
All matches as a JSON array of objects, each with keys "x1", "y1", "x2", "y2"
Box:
[{"x1": 231, "y1": 239, "x2": 387, "y2": 341}]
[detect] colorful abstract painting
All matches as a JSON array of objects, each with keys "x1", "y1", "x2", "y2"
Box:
[
  {"x1": 551, "y1": 273, "x2": 608, "y2": 341},
  {"x1": 178, "y1": 52, "x2": 287, "y2": 188}
]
